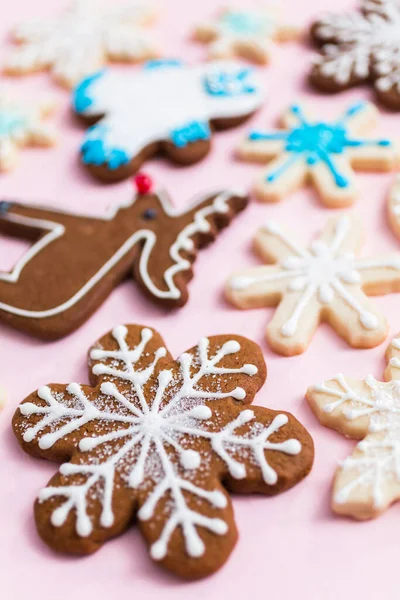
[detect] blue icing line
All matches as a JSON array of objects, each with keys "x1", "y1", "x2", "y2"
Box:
[
  {"x1": 73, "y1": 70, "x2": 105, "y2": 113},
  {"x1": 204, "y1": 68, "x2": 255, "y2": 96},
  {"x1": 81, "y1": 126, "x2": 130, "y2": 170},
  {"x1": 144, "y1": 59, "x2": 183, "y2": 70},
  {"x1": 170, "y1": 121, "x2": 210, "y2": 148},
  {"x1": 254, "y1": 103, "x2": 393, "y2": 189},
  {"x1": 220, "y1": 11, "x2": 265, "y2": 35}
]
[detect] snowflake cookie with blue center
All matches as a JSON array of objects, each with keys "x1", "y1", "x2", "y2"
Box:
[
  {"x1": 307, "y1": 331, "x2": 400, "y2": 520},
  {"x1": 193, "y1": 7, "x2": 300, "y2": 65},
  {"x1": 3, "y1": 0, "x2": 157, "y2": 89},
  {"x1": 73, "y1": 60, "x2": 264, "y2": 182},
  {"x1": 226, "y1": 214, "x2": 400, "y2": 356},
  {"x1": 0, "y1": 93, "x2": 56, "y2": 171},
  {"x1": 12, "y1": 324, "x2": 313, "y2": 579},
  {"x1": 238, "y1": 101, "x2": 399, "y2": 207}
]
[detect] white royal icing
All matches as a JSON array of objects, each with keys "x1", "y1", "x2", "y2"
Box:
[
  {"x1": 18, "y1": 325, "x2": 302, "y2": 559},
  {"x1": 3, "y1": 0, "x2": 156, "y2": 87},
  {"x1": 314, "y1": 0, "x2": 400, "y2": 95},
  {"x1": 0, "y1": 188, "x2": 245, "y2": 318},
  {"x1": 230, "y1": 215, "x2": 400, "y2": 337},
  {"x1": 313, "y1": 367, "x2": 400, "y2": 509},
  {"x1": 75, "y1": 61, "x2": 264, "y2": 165}
]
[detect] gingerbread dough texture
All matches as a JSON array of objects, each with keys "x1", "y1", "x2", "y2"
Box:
[
  {"x1": 0, "y1": 186, "x2": 247, "y2": 339},
  {"x1": 13, "y1": 324, "x2": 314, "y2": 579}
]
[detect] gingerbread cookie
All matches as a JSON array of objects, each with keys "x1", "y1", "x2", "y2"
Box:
[
  {"x1": 73, "y1": 60, "x2": 265, "y2": 182},
  {"x1": 307, "y1": 332, "x2": 400, "y2": 519},
  {"x1": 0, "y1": 178, "x2": 247, "y2": 339},
  {"x1": 0, "y1": 92, "x2": 56, "y2": 171},
  {"x1": 13, "y1": 323, "x2": 314, "y2": 579},
  {"x1": 193, "y1": 7, "x2": 301, "y2": 65},
  {"x1": 237, "y1": 101, "x2": 398, "y2": 206},
  {"x1": 226, "y1": 214, "x2": 400, "y2": 356},
  {"x1": 3, "y1": 0, "x2": 157, "y2": 89},
  {"x1": 310, "y1": 0, "x2": 400, "y2": 109}
]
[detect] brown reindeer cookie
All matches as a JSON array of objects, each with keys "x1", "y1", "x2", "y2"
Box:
[
  {"x1": 0, "y1": 176, "x2": 247, "y2": 339},
  {"x1": 73, "y1": 60, "x2": 265, "y2": 182},
  {"x1": 13, "y1": 323, "x2": 314, "y2": 579}
]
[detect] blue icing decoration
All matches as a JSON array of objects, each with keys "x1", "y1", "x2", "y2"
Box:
[
  {"x1": 144, "y1": 59, "x2": 183, "y2": 70},
  {"x1": 220, "y1": 11, "x2": 267, "y2": 35},
  {"x1": 204, "y1": 68, "x2": 255, "y2": 97},
  {"x1": 81, "y1": 126, "x2": 130, "y2": 170},
  {"x1": 249, "y1": 103, "x2": 392, "y2": 189},
  {"x1": 170, "y1": 121, "x2": 210, "y2": 148},
  {"x1": 73, "y1": 70, "x2": 105, "y2": 113},
  {"x1": 0, "y1": 112, "x2": 25, "y2": 135}
]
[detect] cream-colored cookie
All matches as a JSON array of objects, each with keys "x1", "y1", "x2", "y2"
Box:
[
  {"x1": 3, "y1": 0, "x2": 158, "y2": 88},
  {"x1": 306, "y1": 333, "x2": 400, "y2": 520},
  {"x1": 193, "y1": 7, "x2": 301, "y2": 65},
  {"x1": 0, "y1": 387, "x2": 6, "y2": 411},
  {"x1": 237, "y1": 101, "x2": 399, "y2": 207},
  {"x1": 387, "y1": 174, "x2": 400, "y2": 239},
  {"x1": 225, "y1": 214, "x2": 400, "y2": 356},
  {"x1": 0, "y1": 93, "x2": 56, "y2": 171}
]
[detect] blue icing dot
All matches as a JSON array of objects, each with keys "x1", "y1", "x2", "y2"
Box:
[
  {"x1": 0, "y1": 112, "x2": 25, "y2": 136},
  {"x1": 204, "y1": 68, "x2": 255, "y2": 97},
  {"x1": 81, "y1": 127, "x2": 130, "y2": 170},
  {"x1": 73, "y1": 70, "x2": 105, "y2": 113},
  {"x1": 144, "y1": 59, "x2": 183, "y2": 70},
  {"x1": 378, "y1": 140, "x2": 391, "y2": 146},
  {"x1": 170, "y1": 121, "x2": 210, "y2": 148}
]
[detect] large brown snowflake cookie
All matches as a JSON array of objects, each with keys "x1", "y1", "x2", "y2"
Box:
[
  {"x1": 310, "y1": 0, "x2": 400, "y2": 109},
  {"x1": 13, "y1": 324, "x2": 314, "y2": 579}
]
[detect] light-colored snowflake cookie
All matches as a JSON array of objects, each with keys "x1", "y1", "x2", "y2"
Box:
[
  {"x1": 193, "y1": 7, "x2": 301, "y2": 65},
  {"x1": 12, "y1": 324, "x2": 314, "y2": 579},
  {"x1": 3, "y1": 0, "x2": 157, "y2": 88},
  {"x1": 237, "y1": 101, "x2": 398, "y2": 206},
  {"x1": 387, "y1": 174, "x2": 400, "y2": 239},
  {"x1": 226, "y1": 214, "x2": 400, "y2": 356},
  {"x1": 310, "y1": 0, "x2": 400, "y2": 109},
  {"x1": 306, "y1": 332, "x2": 400, "y2": 519},
  {"x1": 73, "y1": 60, "x2": 265, "y2": 182},
  {"x1": 0, "y1": 93, "x2": 56, "y2": 171}
]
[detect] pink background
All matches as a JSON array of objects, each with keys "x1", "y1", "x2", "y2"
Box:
[{"x1": 1, "y1": 0, "x2": 400, "y2": 597}]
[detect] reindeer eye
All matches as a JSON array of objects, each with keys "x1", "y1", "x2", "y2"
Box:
[{"x1": 141, "y1": 208, "x2": 157, "y2": 220}]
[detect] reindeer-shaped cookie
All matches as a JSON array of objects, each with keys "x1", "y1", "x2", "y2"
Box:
[{"x1": 0, "y1": 179, "x2": 247, "y2": 339}]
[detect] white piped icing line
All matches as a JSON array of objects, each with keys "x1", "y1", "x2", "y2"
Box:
[
  {"x1": 312, "y1": 0, "x2": 400, "y2": 98},
  {"x1": 227, "y1": 214, "x2": 400, "y2": 352},
  {"x1": 0, "y1": 188, "x2": 243, "y2": 318},
  {"x1": 308, "y1": 356, "x2": 400, "y2": 514},
  {"x1": 17, "y1": 325, "x2": 303, "y2": 560},
  {"x1": 3, "y1": 0, "x2": 157, "y2": 88}
]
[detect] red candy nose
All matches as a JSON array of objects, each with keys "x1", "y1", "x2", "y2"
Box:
[{"x1": 134, "y1": 172, "x2": 153, "y2": 195}]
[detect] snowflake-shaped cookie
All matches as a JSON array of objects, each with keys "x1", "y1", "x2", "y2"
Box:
[
  {"x1": 0, "y1": 93, "x2": 56, "y2": 171},
  {"x1": 3, "y1": 0, "x2": 157, "y2": 88},
  {"x1": 387, "y1": 174, "x2": 400, "y2": 240},
  {"x1": 13, "y1": 324, "x2": 313, "y2": 579},
  {"x1": 310, "y1": 0, "x2": 400, "y2": 109},
  {"x1": 73, "y1": 60, "x2": 264, "y2": 182},
  {"x1": 193, "y1": 7, "x2": 300, "y2": 64},
  {"x1": 307, "y1": 332, "x2": 400, "y2": 519},
  {"x1": 237, "y1": 101, "x2": 398, "y2": 206},
  {"x1": 226, "y1": 214, "x2": 400, "y2": 356}
]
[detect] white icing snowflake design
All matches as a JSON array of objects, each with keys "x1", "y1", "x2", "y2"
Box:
[
  {"x1": 3, "y1": 0, "x2": 157, "y2": 88},
  {"x1": 311, "y1": 0, "x2": 400, "y2": 107},
  {"x1": 193, "y1": 7, "x2": 300, "y2": 64},
  {"x1": 226, "y1": 214, "x2": 400, "y2": 355},
  {"x1": 14, "y1": 324, "x2": 312, "y2": 577},
  {"x1": 307, "y1": 334, "x2": 400, "y2": 518},
  {"x1": 0, "y1": 93, "x2": 56, "y2": 171}
]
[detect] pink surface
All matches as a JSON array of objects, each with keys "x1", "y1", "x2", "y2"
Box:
[{"x1": 1, "y1": 0, "x2": 400, "y2": 598}]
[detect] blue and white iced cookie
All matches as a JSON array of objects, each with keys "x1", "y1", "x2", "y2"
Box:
[
  {"x1": 73, "y1": 59, "x2": 265, "y2": 182},
  {"x1": 237, "y1": 101, "x2": 399, "y2": 207}
]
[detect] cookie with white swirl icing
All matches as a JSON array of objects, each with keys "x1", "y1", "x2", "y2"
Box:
[{"x1": 12, "y1": 323, "x2": 314, "y2": 579}]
